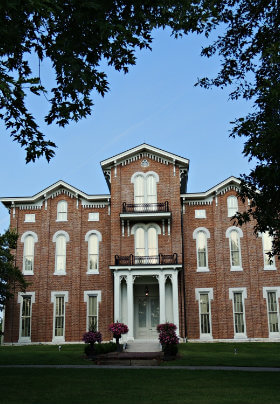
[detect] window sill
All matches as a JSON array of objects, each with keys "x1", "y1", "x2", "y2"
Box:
[
  {"x1": 264, "y1": 266, "x2": 276, "y2": 271},
  {"x1": 18, "y1": 337, "x2": 31, "y2": 343},
  {"x1": 52, "y1": 337, "x2": 65, "y2": 343},
  {"x1": 22, "y1": 271, "x2": 34, "y2": 276},
  {"x1": 200, "y1": 334, "x2": 213, "y2": 341},
  {"x1": 86, "y1": 270, "x2": 99, "y2": 275},
  {"x1": 56, "y1": 219, "x2": 68, "y2": 222},
  {"x1": 234, "y1": 333, "x2": 247, "y2": 339},
  {"x1": 230, "y1": 267, "x2": 243, "y2": 272},
  {"x1": 197, "y1": 267, "x2": 210, "y2": 273},
  {"x1": 53, "y1": 272, "x2": 66, "y2": 276}
]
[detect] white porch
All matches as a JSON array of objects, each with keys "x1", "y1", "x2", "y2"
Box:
[{"x1": 112, "y1": 267, "x2": 181, "y2": 340}]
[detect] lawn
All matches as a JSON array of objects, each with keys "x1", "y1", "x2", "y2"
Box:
[
  {"x1": 1, "y1": 368, "x2": 280, "y2": 404},
  {"x1": 0, "y1": 342, "x2": 279, "y2": 367}
]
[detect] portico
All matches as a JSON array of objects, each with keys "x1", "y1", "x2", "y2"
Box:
[{"x1": 111, "y1": 266, "x2": 181, "y2": 340}]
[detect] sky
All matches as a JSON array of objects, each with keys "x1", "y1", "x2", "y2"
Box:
[{"x1": 0, "y1": 28, "x2": 254, "y2": 234}]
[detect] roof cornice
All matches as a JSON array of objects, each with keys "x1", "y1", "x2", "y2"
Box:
[{"x1": 181, "y1": 176, "x2": 241, "y2": 201}]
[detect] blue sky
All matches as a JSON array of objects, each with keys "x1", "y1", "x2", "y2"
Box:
[{"x1": 0, "y1": 28, "x2": 253, "y2": 233}]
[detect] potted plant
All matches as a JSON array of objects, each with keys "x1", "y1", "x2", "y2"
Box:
[
  {"x1": 82, "y1": 329, "x2": 102, "y2": 357},
  {"x1": 157, "y1": 322, "x2": 179, "y2": 359},
  {"x1": 108, "y1": 322, "x2": 128, "y2": 352}
]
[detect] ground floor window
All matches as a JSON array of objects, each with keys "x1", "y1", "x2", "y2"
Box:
[
  {"x1": 263, "y1": 287, "x2": 280, "y2": 336},
  {"x1": 18, "y1": 292, "x2": 35, "y2": 342},
  {"x1": 229, "y1": 288, "x2": 247, "y2": 338},
  {"x1": 51, "y1": 291, "x2": 68, "y2": 342},
  {"x1": 84, "y1": 291, "x2": 101, "y2": 331},
  {"x1": 195, "y1": 288, "x2": 213, "y2": 339}
]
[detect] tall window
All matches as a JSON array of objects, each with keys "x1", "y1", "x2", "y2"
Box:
[
  {"x1": 193, "y1": 228, "x2": 210, "y2": 271},
  {"x1": 226, "y1": 227, "x2": 243, "y2": 271},
  {"x1": 85, "y1": 230, "x2": 102, "y2": 274},
  {"x1": 21, "y1": 231, "x2": 38, "y2": 275},
  {"x1": 84, "y1": 291, "x2": 101, "y2": 332},
  {"x1": 195, "y1": 288, "x2": 213, "y2": 340},
  {"x1": 132, "y1": 224, "x2": 161, "y2": 264},
  {"x1": 262, "y1": 232, "x2": 275, "y2": 269},
  {"x1": 57, "y1": 200, "x2": 68, "y2": 221},
  {"x1": 53, "y1": 231, "x2": 69, "y2": 274},
  {"x1": 229, "y1": 288, "x2": 247, "y2": 338},
  {"x1": 51, "y1": 291, "x2": 68, "y2": 342},
  {"x1": 132, "y1": 172, "x2": 159, "y2": 210},
  {"x1": 263, "y1": 288, "x2": 280, "y2": 336},
  {"x1": 18, "y1": 292, "x2": 35, "y2": 342},
  {"x1": 227, "y1": 195, "x2": 238, "y2": 217}
]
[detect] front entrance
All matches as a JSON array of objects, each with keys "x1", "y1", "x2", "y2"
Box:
[{"x1": 134, "y1": 282, "x2": 159, "y2": 340}]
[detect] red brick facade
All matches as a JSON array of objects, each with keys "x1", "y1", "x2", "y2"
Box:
[{"x1": 1, "y1": 144, "x2": 279, "y2": 343}]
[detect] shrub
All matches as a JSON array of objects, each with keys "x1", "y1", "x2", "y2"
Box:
[{"x1": 82, "y1": 331, "x2": 102, "y2": 344}]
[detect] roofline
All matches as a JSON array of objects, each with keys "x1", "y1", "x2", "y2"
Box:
[
  {"x1": 0, "y1": 180, "x2": 110, "y2": 208},
  {"x1": 181, "y1": 176, "x2": 241, "y2": 199},
  {"x1": 100, "y1": 143, "x2": 189, "y2": 168}
]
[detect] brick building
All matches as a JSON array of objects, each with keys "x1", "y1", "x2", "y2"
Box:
[{"x1": 1, "y1": 144, "x2": 279, "y2": 344}]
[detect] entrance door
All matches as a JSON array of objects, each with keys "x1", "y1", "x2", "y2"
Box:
[{"x1": 136, "y1": 296, "x2": 159, "y2": 339}]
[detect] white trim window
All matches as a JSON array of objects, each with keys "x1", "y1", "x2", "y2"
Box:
[
  {"x1": 24, "y1": 214, "x2": 35, "y2": 223},
  {"x1": 262, "y1": 232, "x2": 276, "y2": 270},
  {"x1": 229, "y1": 288, "x2": 247, "y2": 338},
  {"x1": 53, "y1": 231, "x2": 69, "y2": 275},
  {"x1": 193, "y1": 228, "x2": 210, "y2": 272},
  {"x1": 226, "y1": 227, "x2": 243, "y2": 271},
  {"x1": 227, "y1": 195, "x2": 238, "y2": 217},
  {"x1": 131, "y1": 223, "x2": 161, "y2": 264},
  {"x1": 263, "y1": 287, "x2": 280, "y2": 337},
  {"x1": 18, "y1": 292, "x2": 35, "y2": 343},
  {"x1": 21, "y1": 231, "x2": 38, "y2": 275},
  {"x1": 195, "y1": 288, "x2": 213, "y2": 340},
  {"x1": 131, "y1": 171, "x2": 159, "y2": 210},
  {"x1": 51, "y1": 291, "x2": 68, "y2": 342},
  {"x1": 84, "y1": 291, "x2": 101, "y2": 331},
  {"x1": 85, "y1": 230, "x2": 102, "y2": 274},
  {"x1": 57, "y1": 200, "x2": 68, "y2": 221}
]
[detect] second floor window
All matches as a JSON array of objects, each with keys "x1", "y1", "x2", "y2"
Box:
[
  {"x1": 53, "y1": 231, "x2": 69, "y2": 274},
  {"x1": 132, "y1": 172, "x2": 159, "y2": 210},
  {"x1": 193, "y1": 227, "x2": 210, "y2": 271},
  {"x1": 262, "y1": 232, "x2": 275, "y2": 269},
  {"x1": 226, "y1": 227, "x2": 243, "y2": 270},
  {"x1": 227, "y1": 195, "x2": 238, "y2": 217},
  {"x1": 21, "y1": 231, "x2": 38, "y2": 275},
  {"x1": 132, "y1": 224, "x2": 161, "y2": 264}
]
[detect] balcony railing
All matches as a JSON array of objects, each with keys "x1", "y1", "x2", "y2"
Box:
[
  {"x1": 114, "y1": 253, "x2": 178, "y2": 266},
  {"x1": 122, "y1": 201, "x2": 169, "y2": 213}
]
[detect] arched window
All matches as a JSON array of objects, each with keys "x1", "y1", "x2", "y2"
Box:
[
  {"x1": 53, "y1": 231, "x2": 69, "y2": 274},
  {"x1": 57, "y1": 200, "x2": 68, "y2": 221},
  {"x1": 85, "y1": 230, "x2": 102, "y2": 274},
  {"x1": 227, "y1": 196, "x2": 238, "y2": 217},
  {"x1": 132, "y1": 223, "x2": 161, "y2": 264},
  {"x1": 131, "y1": 172, "x2": 159, "y2": 211},
  {"x1": 193, "y1": 228, "x2": 210, "y2": 271},
  {"x1": 226, "y1": 227, "x2": 243, "y2": 271},
  {"x1": 262, "y1": 232, "x2": 276, "y2": 269},
  {"x1": 21, "y1": 231, "x2": 38, "y2": 275}
]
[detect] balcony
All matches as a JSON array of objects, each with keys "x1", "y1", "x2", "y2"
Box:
[
  {"x1": 114, "y1": 253, "x2": 178, "y2": 266},
  {"x1": 120, "y1": 202, "x2": 171, "y2": 221}
]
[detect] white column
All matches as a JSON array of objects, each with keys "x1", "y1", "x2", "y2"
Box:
[
  {"x1": 126, "y1": 273, "x2": 134, "y2": 340},
  {"x1": 114, "y1": 272, "x2": 120, "y2": 322},
  {"x1": 171, "y1": 271, "x2": 179, "y2": 330},
  {"x1": 159, "y1": 273, "x2": 166, "y2": 324}
]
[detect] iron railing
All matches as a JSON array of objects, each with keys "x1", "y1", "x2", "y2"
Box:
[
  {"x1": 114, "y1": 253, "x2": 178, "y2": 266},
  {"x1": 122, "y1": 201, "x2": 169, "y2": 213}
]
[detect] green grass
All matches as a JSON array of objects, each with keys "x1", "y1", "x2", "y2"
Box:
[
  {"x1": 0, "y1": 342, "x2": 279, "y2": 367},
  {"x1": 168, "y1": 342, "x2": 280, "y2": 367},
  {"x1": 0, "y1": 368, "x2": 280, "y2": 404}
]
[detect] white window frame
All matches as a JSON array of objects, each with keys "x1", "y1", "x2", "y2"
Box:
[
  {"x1": 263, "y1": 287, "x2": 280, "y2": 338},
  {"x1": 195, "y1": 210, "x2": 206, "y2": 219},
  {"x1": 227, "y1": 195, "x2": 238, "y2": 217},
  {"x1": 261, "y1": 232, "x2": 276, "y2": 270},
  {"x1": 226, "y1": 227, "x2": 243, "y2": 271},
  {"x1": 83, "y1": 291, "x2": 101, "y2": 331},
  {"x1": 195, "y1": 288, "x2": 213, "y2": 340},
  {"x1": 229, "y1": 287, "x2": 247, "y2": 339},
  {"x1": 131, "y1": 171, "x2": 159, "y2": 206},
  {"x1": 51, "y1": 291, "x2": 68, "y2": 343},
  {"x1": 24, "y1": 214, "x2": 35, "y2": 223},
  {"x1": 88, "y1": 212, "x2": 99, "y2": 222},
  {"x1": 56, "y1": 200, "x2": 68, "y2": 222},
  {"x1": 21, "y1": 231, "x2": 38, "y2": 275},
  {"x1": 52, "y1": 231, "x2": 69, "y2": 275},
  {"x1": 193, "y1": 227, "x2": 210, "y2": 272},
  {"x1": 85, "y1": 230, "x2": 102, "y2": 274},
  {"x1": 18, "y1": 292, "x2": 35, "y2": 343},
  {"x1": 131, "y1": 223, "x2": 161, "y2": 263}
]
